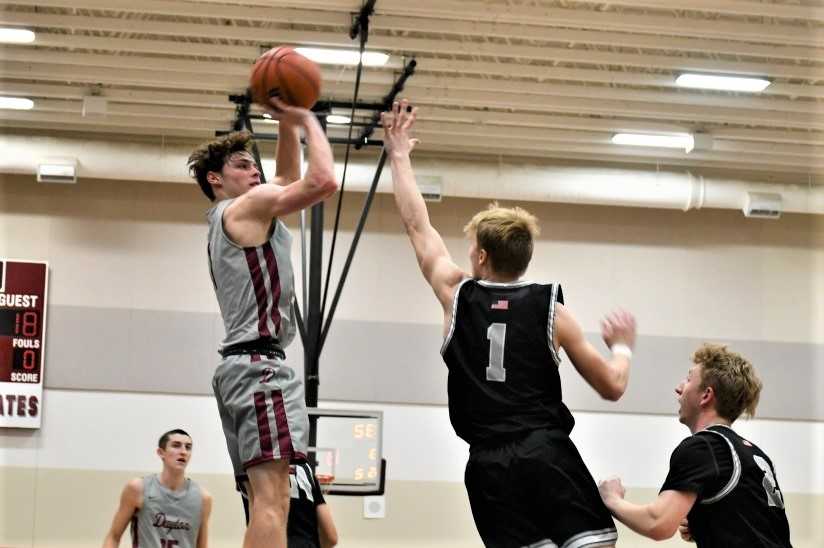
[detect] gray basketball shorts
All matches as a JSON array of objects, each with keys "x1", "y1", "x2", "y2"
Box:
[{"x1": 212, "y1": 353, "x2": 309, "y2": 481}]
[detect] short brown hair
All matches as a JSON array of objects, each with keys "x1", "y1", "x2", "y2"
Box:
[
  {"x1": 693, "y1": 343, "x2": 762, "y2": 422},
  {"x1": 187, "y1": 131, "x2": 253, "y2": 201},
  {"x1": 158, "y1": 429, "x2": 191, "y2": 449},
  {"x1": 463, "y1": 203, "x2": 539, "y2": 276}
]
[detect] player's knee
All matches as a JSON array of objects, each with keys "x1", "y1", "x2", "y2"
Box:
[
  {"x1": 248, "y1": 460, "x2": 291, "y2": 506},
  {"x1": 252, "y1": 494, "x2": 290, "y2": 525}
]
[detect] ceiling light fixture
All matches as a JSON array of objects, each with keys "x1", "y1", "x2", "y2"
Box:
[
  {"x1": 0, "y1": 97, "x2": 34, "y2": 110},
  {"x1": 326, "y1": 114, "x2": 352, "y2": 125},
  {"x1": 676, "y1": 73, "x2": 770, "y2": 92},
  {"x1": 612, "y1": 133, "x2": 695, "y2": 152},
  {"x1": 295, "y1": 47, "x2": 389, "y2": 66},
  {"x1": 0, "y1": 28, "x2": 35, "y2": 43}
]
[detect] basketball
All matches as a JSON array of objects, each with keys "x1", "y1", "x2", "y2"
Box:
[{"x1": 249, "y1": 46, "x2": 321, "y2": 109}]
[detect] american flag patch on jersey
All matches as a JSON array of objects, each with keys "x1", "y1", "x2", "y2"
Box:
[{"x1": 491, "y1": 299, "x2": 509, "y2": 310}]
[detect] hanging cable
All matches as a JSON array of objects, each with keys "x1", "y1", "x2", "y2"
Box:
[{"x1": 320, "y1": 0, "x2": 374, "y2": 324}]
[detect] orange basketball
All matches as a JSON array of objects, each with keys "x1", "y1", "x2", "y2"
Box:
[{"x1": 249, "y1": 46, "x2": 321, "y2": 109}]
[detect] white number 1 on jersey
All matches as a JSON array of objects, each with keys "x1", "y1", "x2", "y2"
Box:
[{"x1": 486, "y1": 323, "x2": 507, "y2": 382}]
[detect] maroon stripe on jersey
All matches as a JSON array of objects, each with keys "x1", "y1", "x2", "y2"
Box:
[
  {"x1": 251, "y1": 353, "x2": 261, "y2": 363},
  {"x1": 261, "y1": 242, "x2": 282, "y2": 334},
  {"x1": 253, "y1": 391, "x2": 274, "y2": 459},
  {"x1": 244, "y1": 247, "x2": 271, "y2": 338},
  {"x1": 271, "y1": 390, "x2": 295, "y2": 458}
]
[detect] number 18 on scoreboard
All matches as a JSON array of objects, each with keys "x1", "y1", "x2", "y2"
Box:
[{"x1": 0, "y1": 260, "x2": 49, "y2": 428}]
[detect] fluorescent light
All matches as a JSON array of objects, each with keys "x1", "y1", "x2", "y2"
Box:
[
  {"x1": 262, "y1": 112, "x2": 272, "y2": 119},
  {"x1": 0, "y1": 28, "x2": 35, "y2": 43},
  {"x1": 295, "y1": 47, "x2": 389, "y2": 67},
  {"x1": 612, "y1": 133, "x2": 694, "y2": 151},
  {"x1": 0, "y1": 97, "x2": 34, "y2": 110},
  {"x1": 357, "y1": 51, "x2": 389, "y2": 66},
  {"x1": 676, "y1": 73, "x2": 770, "y2": 92},
  {"x1": 326, "y1": 114, "x2": 351, "y2": 125}
]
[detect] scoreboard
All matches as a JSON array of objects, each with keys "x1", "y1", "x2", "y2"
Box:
[
  {"x1": 0, "y1": 260, "x2": 49, "y2": 428},
  {"x1": 309, "y1": 408, "x2": 384, "y2": 495}
]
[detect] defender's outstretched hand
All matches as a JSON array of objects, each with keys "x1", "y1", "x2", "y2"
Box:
[
  {"x1": 381, "y1": 98, "x2": 420, "y2": 158},
  {"x1": 601, "y1": 309, "x2": 637, "y2": 350}
]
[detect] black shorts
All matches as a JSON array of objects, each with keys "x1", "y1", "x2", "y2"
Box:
[{"x1": 465, "y1": 428, "x2": 617, "y2": 548}]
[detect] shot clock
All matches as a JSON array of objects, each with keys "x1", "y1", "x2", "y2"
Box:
[{"x1": 0, "y1": 260, "x2": 49, "y2": 428}]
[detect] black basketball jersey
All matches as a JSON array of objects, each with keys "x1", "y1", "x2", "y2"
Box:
[
  {"x1": 287, "y1": 461, "x2": 326, "y2": 548},
  {"x1": 661, "y1": 425, "x2": 792, "y2": 548},
  {"x1": 441, "y1": 279, "x2": 573, "y2": 446}
]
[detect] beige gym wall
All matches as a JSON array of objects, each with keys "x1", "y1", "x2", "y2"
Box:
[
  {"x1": 1, "y1": 173, "x2": 823, "y2": 547},
  {"x1": 3, "y1": 173, "x2": 823, "y2": 418},
  {"x1": 2, "y1": 467, "x2": 822, "y2": 548}
]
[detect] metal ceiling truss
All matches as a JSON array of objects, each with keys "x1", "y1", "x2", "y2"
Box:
[{"x1": 1, "y1": 0, "x2": 822, "y2": 178}]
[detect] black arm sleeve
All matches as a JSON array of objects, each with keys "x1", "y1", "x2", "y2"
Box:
[{"x1": 660, "y1": 435, "x2": 719, "y2": 496}]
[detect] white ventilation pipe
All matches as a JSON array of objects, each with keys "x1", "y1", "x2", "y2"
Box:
[
  {"x1": 2, "y1": 135, "x2": 823, "y2": 216},
  {"x1": 332, "y1": 159, "x2": 824, "y2": 216}
]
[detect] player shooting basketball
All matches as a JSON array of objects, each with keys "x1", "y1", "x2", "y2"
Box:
[
  {"x1": 382, "y1": 99, "x2": 636, "y2": 548},
  {"x1": 187, "y1": 89, "x2": 338, "y2": 548}
]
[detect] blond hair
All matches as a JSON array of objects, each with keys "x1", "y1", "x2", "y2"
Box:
[
  {"x1": 693, "y1": 343, "x2": 762, "y2": 422},
  {"x1": 463, "y1": 203, "x2": 540, "y2": 276}
]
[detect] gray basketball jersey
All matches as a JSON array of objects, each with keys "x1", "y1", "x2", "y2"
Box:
[
  {"x1": 207, "y1": 199, "x2": 297, "y2": 350},
  {"x1": 130, "y1": 475, "x2": 202, "y2": 548}
]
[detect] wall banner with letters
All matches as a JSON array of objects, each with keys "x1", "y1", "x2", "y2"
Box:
[{"x1": 0, "y1": 259, "x2": 49, "y2": 428}]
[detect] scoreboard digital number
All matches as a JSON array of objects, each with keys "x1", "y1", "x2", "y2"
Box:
[
  {"x1": 0, "y1": 259, "x2": 49, "y2": 428},
  {"x1": 351, "y1": 421, "x2": 380, "y2": 483}
]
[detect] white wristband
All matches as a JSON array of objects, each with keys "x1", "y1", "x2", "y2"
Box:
[{"x1": 611, "y1": 344, "x2": 633, "y2": 359}]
